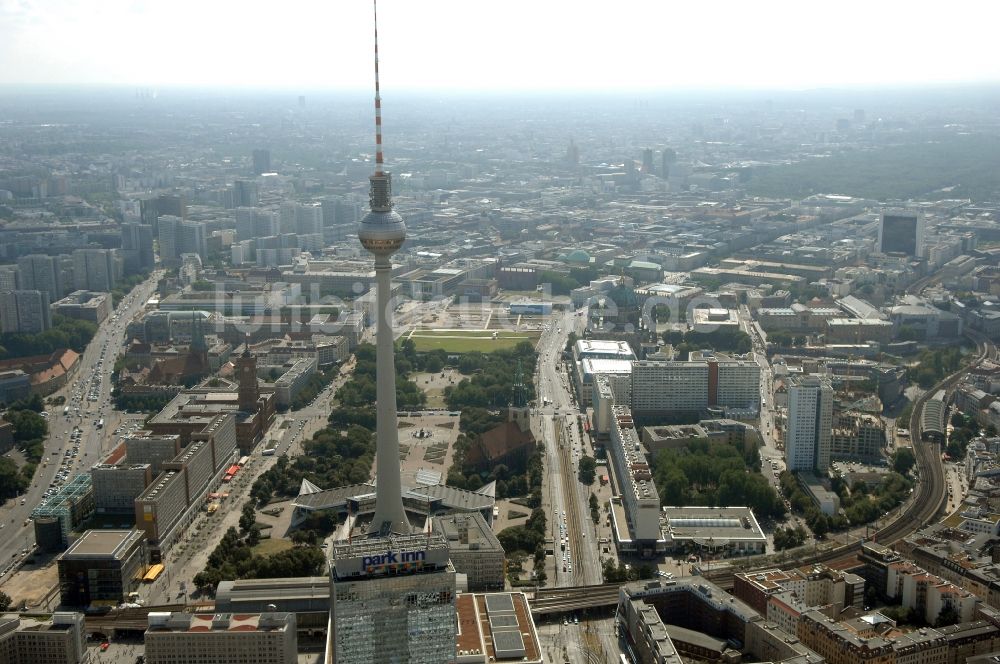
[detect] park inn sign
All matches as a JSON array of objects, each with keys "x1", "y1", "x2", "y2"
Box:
[{"x1": 363, "y1": 549, "x2": 428, "y2": 572}]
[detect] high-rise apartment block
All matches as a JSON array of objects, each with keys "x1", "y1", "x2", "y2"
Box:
[
  {"x1": 72, "y1": 248, "x2": 119, "y2": 292},
  {"x1": 159, "y1": 216, "x2": 208, "y2": 265},
  {"x1": 0, "y1": 290, "x2": 51, "y2": 333},
  {"x1": 236, "y1": 208, "x2": 278, "y2": 241},
  {"x1": 0, "y1": 265, "x2": 19, "y2": 291},
  {"x1": 16, "y1": 253, "x2": 63, "y2": 303},
  {"x1": 630, "y1": 353, "x2": 760, "y2": 418},
  {"x1": 632, "y1": 360, "x2": 708, "y2": 416},
  {"x1": 785, "y1": 376, "x2": 834, "y2": 473},
  {"x1": 252, "y1": 149, "x2": 272, "y2": 176},
  {"x1": 879, "y1": 211, "x2": 925, "y2": 257},
  {"x1": 121, "y1": 221, "x2": 155, "y2": 273},
  {"x1": 295, "y1": 202, "x2": 324, "y2": 235}
]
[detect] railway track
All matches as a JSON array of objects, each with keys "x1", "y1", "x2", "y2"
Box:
[
  {"x1": 704, "y1": 326, "x2": 996, "y2": 590},
  {"x1": 527, "y1": 272, "x2": 997, "y2": 608}
]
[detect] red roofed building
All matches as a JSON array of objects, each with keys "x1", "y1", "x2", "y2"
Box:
[
  {"x1": 0, "y1": 348, "x2": 80, "y2": 396},
  {"x1": 463, "y1": 407, "x2": 536, "y2": 474}
]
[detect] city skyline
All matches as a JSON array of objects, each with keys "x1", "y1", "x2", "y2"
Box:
[{"x1": 1, "y1": 0, "x2": 999, "y2": 90}]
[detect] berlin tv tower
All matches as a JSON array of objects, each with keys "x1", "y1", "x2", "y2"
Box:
[{"x1": 357, "y1": 0, "x2": 410, "y2": 536}]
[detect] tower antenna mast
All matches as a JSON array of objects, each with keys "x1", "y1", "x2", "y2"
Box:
[{"x1": 373, "y1": 0, "x2": 384, "y2": 176}]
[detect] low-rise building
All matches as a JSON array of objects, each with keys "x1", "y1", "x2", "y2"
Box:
[
  {"x1": 661, "y1": 506, "x2": 767, "y2": 556},
  {"x1": 270, "y1": 357, "x2": 318, "y2": 407},
  {"x1": 733, "y1": 565, "x2": 865, "y2": 617},
  {"x1": 434, "y1": 513, "x2": 505, "y2": 592},
  {"x1": 0, "y1": 612, "x2": 88, "y2": 664},
  {"x1": 454, "y1": 593, "x2": 542, "y2": 664},
  {"x1": 57, "y1": 529, "x2": 146, "y2": 608},
  {"x1": 144, "y1": 612, "x2": 297, "y2": 664},
  {"x1": 831, "y1": 412, "x2": 887, "y2": 463},
  {"x1": 50, "y1": 290, "x2": 112, "y2": 324}
]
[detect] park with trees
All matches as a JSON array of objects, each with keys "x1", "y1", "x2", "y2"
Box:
[{"x1": 651, "y1": 438, "x2": 785, "y2": 520}]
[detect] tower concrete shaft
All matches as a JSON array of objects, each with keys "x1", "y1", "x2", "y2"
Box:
[{"x1": 369, "y1": 255, "x2": 409, "y2": 535}]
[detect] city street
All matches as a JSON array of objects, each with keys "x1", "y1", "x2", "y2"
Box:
[
  {"x1": 138, "y1": 362, "x2": 352, "y2": 606},
  {"x1": 0, "y1": 271, "x2": 161, "y2": 575},
  {"x1": 534, "y1": 308, "x2": 603, "y2": 588}
]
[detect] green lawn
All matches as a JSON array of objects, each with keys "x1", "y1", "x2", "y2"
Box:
[
  {"x1": 407, "y1": 331, "x2": 539, "y2": 353},
  {"x1": 252, "y1": 538, "x2": 295, "y2": 556}
]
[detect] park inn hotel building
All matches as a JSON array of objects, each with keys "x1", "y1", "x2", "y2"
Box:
[{"x1": 328, "y1": 532, "x2": 457, "y2": 664}]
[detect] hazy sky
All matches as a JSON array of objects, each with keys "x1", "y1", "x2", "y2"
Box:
[{"x1": 1, "y1": 0, "x2": 998, "y2": 91}]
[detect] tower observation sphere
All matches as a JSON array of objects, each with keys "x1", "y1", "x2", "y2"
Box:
[{"x1": 358, "y1": 173, "x2": 406, "y2": 257}]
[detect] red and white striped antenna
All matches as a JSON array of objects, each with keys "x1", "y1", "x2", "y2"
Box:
[{"x1": 373, "y1": 0, "x2": 384, "y2": 176}]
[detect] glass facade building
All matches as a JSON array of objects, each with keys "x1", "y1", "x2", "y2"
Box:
[{"x1": 329, "y1": 532, "x2": 456, "y2": 664}]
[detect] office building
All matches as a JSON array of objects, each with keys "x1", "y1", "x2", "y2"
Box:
[
  {"x1": 785, "y1": 376, "x2": 834, "y2": 473},
  {"x1": 123, "y1": 432, "x2": 182, "y2": 474},
  {"x1": 179, "y1": 219, "x2": 207, "y2": 259},
  {"x1": 120, "y1": 222, "x2": 155, "y2": 273},
  {"x1": 608, "y1": 406, "x2": 663, "y2": 556},
  {"x1": 879, "y1": 211, "x2": 925, "y2": 257},
  {"x1": 141, "y1": 194, "x2": 187, "y2": 227},
  {"x1": 16, "y1": 254, "x2": 63, "y2": 303},
  {"x1": 617, "y1": 577, "x2": 778, "y2": 664},
  {"x1": 72, "y1": 248, "x2": 119, "y2": 292},
  {"x1": 0, "y1": 290, "x2": 51, "y2": 333},
  {"x1": 270, "y1": 357, "x2": 318, "y2": 407},
  {"x1": 91, "y1": 463, "x2": 153, "y2": 514},
  {"x1": 57, "y1": 529, "x2": 147, "y2": 607},
  {"x1": 0, "y1": 612, "x2": 88, "y2": 664},
  {"x1": 0, "y1": 369, "x2": 30, "y2": 404},
  {"x1": 145, "y1": 612, "x2": 296, "y2": 664},
  {"x1": 641, "y1": 147, "x2": 655, "y2": 174},
  {"x1": 252, "y1": 149, "x2": 272, "y2": 176},
  {"x1": 30, "y1": 474, "x2": 94, "y2": 552},
  {"x1": 50, "y1": 291, "x2": 112, "y2": 324},
  {"x1": 831, "y1": 412, "x2": 886, "y2": 463},
  {"x1": 135, "y1": 414, "x2": 239, "y2": 557},
  {"x1": 433, "y1": 513, "x2": 505, "y2": 592}
]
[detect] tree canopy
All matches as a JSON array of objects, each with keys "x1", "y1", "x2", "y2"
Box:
[
  {"x1": 651, "y1": 438, "x2": 784, "y2": 518},
  {"x1": 0, "y1": 315, "x2": 97, "y2": 360}
]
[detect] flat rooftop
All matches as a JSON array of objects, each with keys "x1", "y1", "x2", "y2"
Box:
[
  {"x1": 662, "y1": 507, "x2": 766, "y2": 544},
  {"x1": 62, "y1": 529, "x2": 142, "y2": 559},
  {"x1": 148, "y1": 612, "x2": 292, "y2": 633},
  {"x1": 455, "y1": 593, "x2": 542, "y2": 663}
]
